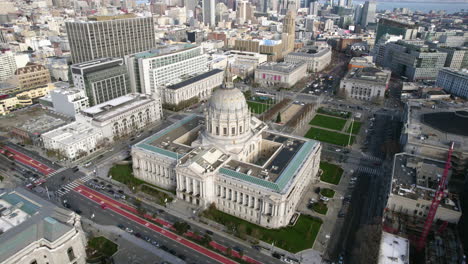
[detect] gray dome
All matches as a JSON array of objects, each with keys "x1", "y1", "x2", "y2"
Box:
[{"x1": 208, "y1": 87, "x2": 248, "y2": 113}]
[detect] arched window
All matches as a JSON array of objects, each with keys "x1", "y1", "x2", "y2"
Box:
[{"x1": 67, "y1": 247, "x2": 75, "y2": 261}]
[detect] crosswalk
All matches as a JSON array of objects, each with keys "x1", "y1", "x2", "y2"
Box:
[
  {"x1": 46, "y1": 167, "x2": 67, "y2": 178},
  {"x1": 357, "y1": 167, "x2": 381, "y2": 176},
  {"x1": 56, "y1": 175, "x2": 94, "y2": 197}
]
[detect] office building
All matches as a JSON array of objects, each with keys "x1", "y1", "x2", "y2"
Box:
[
  {"x1": 0, "y1": 188, "x2": 87, "y2": 264},
  {"x1": 255, "y1": 62, "x2": 307, "y2": 88},
  {"x1": 162, "y1": 69, "x2": 224, "y2": 106},
  {"x1": 375, "y1": 18, "x2": 418, "y2": 44},
  {"x1": 436, "y1": 68, "x2": 468, "y2": 98},
  {"x1": 285, "y1": 44, "x2": 332, "y2": 72},
  {"x1": 437, "y1": 47, "x2": 468, "y2": 69},
  {"x1": 282, "y1": 10, "x2": 296, "y2": 54},
  {"x1": 66, "y1": 14, "x2": 156, "y2": 63},
  {"x1": 381, "y1": 40, "x2": 447, "y2": 81},
  {"x1": 15, "y1": 63, "x2": 51, "y2": 90},
  {"x1": 308, "y1": 0, "x2": 319, "y2": 16},
  {"x1": 71, "y1": 58, "x2": 131, "y2": 106},
  {"x1": 131, "y1": 82, "x2": 322, "y2": 228},
  {"x1": 360, "y1": 1, "x2": 376, "y2": 27},
  {"x1": 340, "y1": 67, "x2": 391, "y2": 101},
  {"x1": 203, "y1": 0, "x2": 215, "y2": 27},
  {"x1": 125, "y1": 44, "x2": 208, "y2": 96}
]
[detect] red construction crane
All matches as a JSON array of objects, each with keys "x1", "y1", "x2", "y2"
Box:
[{"x1": 417, "y1": 142, "x2": 455, "y2": 251}]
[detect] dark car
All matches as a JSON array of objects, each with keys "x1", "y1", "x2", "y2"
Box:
[
  {"x1": 205, "y1": 230, "x2": 213, "y2": 235},
  {"x1": 74, "y1": 209, "x2": 82, "y2": 214},
  {"x1": 64, "y1": 203, "x2": 71, "y2": 208},
  {"x1": 117, "y1": 190, "x2": 124, "y2": 194},
  {"x1": 178, "y1": 255, "x2": 186, "y2": 260},
  {"x1": 160, "y1": 245, "x2": 169, "y2": 251},
  {"x1": 108, "y1": 189, "x2": 115, "y2": 194},
  {"x1": 251, "y1": 245, "x2": 261, "y2": 251},
  {"x1": 135, "y1": 233, "x2": 142, "y2": 238},
  {"x1": 233, "y1": 246, "x2": 243, "y2": 253},
  {"x1": 107, "y1": 184, "x2": 112, "y2": 188},
  {"x1": 118, "y1": 224, "x2": 125, "y2": 229},
  {"x1": 72, "y1": 166, "x2": 79, "y2": 172}
]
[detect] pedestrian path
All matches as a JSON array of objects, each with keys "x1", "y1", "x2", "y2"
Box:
[{"x1": 56, "y1": 175, "x2": 94, "y2": 197}]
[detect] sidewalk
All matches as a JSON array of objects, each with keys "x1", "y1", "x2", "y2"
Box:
[{"x1": 81, "y1": 218, "x2": 185, "y2": 264}]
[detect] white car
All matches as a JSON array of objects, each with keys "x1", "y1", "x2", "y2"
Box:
[{"x1": 125, "y1": 228, "x2": 133, "y2": 233}]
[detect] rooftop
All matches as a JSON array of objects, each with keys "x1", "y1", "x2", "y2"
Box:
[
  {"x1": 344, "y1": 67, "x2": 391, "y2": 85},
  {"x1": 42, "y1": 120, "x2": 101, "y2": 145},
  {"x1": 14, "y1": 112, "x2": 69, "y2": 134},
  {"x1": 391, "y1": 153, "x2": 460, "y2": 211},
  {"x1": 288, "y1": 46, "x2": 331, "y2": 58},
  {"x1": 81, "y1": 93, "x2": 155, "y2": 122},
  {"x1": 405, "y1": 101, "x2": 468, "y2": 152},
  {"x1": 166, "y1": 69, "x2": 223, "y2": 89},
  {"x1": 132, "y1": 44, "x2": 197, "y2": 60},
  {"x1": 378, "y1": 231, "x2": 409, "y2": 264},
  {"x1": 135, "y1": 115, "x2": 320, "y2": 193},
  {"x1": 257, "y1": 61, "x2": 307, "y2": 73},
  {"x1": 0, "y1": 188, "x2": 77, "y2": 263}
]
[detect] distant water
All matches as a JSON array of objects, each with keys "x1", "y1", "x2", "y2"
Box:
[{"x1": 354, "y1": 1, "x2": 468, "y2": 14}]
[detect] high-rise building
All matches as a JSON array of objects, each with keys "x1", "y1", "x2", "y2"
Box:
[
  {"x1": 71, "y1": 58, "x2": 131, "y2": 106},
  {"x1": 66, "y1": 14, "x2": 156, "y2": 63},
  {"x1": 354, "y1": 4, "x2": 362, "y2": 24},
  {"x1": 375, "y1": 18, "x2": 418, "y2": 44},
  {"x1": 203, "y1": 0, "x2": 215, "y2": 26},
  {"x1": 337, "y1": 0, "x2": 345, "y2": 7},
  {"x1": 237, "y1": 1, "x2": 254, "y2": 24},
  {"x1": 0, "y1": 50, "x2": 17, "y2": 82},
  {"x1": 308, "y1": 0, "x2": 319, "y2": 16},
  {"x1": 125, "y1": 44, "x2": 208, "y2": 96},
  {"x1": 282, "y1": 10, "x2": 296, "y2": 54},
  {"x1": 360, "y1": 0, "x2": 376, "y2": 27}
]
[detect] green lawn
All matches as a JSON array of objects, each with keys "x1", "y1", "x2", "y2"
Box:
[
  {"x1": 320, "y1": 162, "x2": 343, "y2": 185},
  {"x1": 313, "y1": 203, "x2": 328, "y2": 215},
  {"x1": 109, "y1": 164, "x2": 144, "y2": 188},
  {"x1": 346, "y1": 121, "x2": 362, "y2": 135},
  {"x1": 201, "y1": 206, "x2": 322, "y2": 253},
  {"x1": 141, "y1": 185, "x2": 174, "y2": 205},
  {"x1": 87, "y1": 236, "x2": 118, "y2": 257},
  {"x1": 309, "y1": 114, "x2": 347, "y2": 131},
  {"x1": 320, "y1": 188, "x2": 335, "y2": 198},
  {"x1": 305, "y1": 127, "x2": 355, "y2": 146},
  {"x1": 247, "y1": 101, "x2": 270, "y2": 114},
  {"x1": 317, "y1": 107, "x2": 351, "y2": 118}
]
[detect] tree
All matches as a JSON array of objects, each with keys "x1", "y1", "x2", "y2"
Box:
[
  {"x1": 275, "y1": 112, "x2": 282, "y2": 123},
  {"x1": 201, "y1": 234, "x2": 212, "y2": 246},
  {"x1": 173, "y1": 221, "x2": 191, "y2": 235}
]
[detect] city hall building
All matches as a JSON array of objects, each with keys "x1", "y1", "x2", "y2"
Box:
[{"x1": 132, "y1": 81, "x2": 321, "y2": 228}]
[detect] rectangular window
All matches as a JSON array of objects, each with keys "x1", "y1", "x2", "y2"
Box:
[{"x1": 223, "y1": 127, "x2": 227, "y2": 135}]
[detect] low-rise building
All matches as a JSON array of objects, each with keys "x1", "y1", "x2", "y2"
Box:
[
  {"x1": 0, "y1": 84, "x2": 56, "y2": 114},
  {"x1": 436, "y1": 68, "x2": 468, "y2": 99},
  {"x1": 254, "y1": 62, "x2": 307, "y2": 88},
  {"x1": 79, "y1": 93, "x2": 162, "y2": 141},
  {"x1": 347, "y1": 56, "x2": 375, "y2": 69},
  {"x1": 162, "y1": 69, "x2": 224, "y2": 106},
  {"x1": 339, "y1": 67, "x2": 391, "y2": 101},
  {"x1": 10, "y1": 111, "x2": 70, "y2": 146},
  {"x1": 0, "y1": 188, "x2": 87, "y2": 264},
  {"x1": 49, "y1": 87, "x2": 89, "y2": 117},
  {"x1": 42, "y1": 119, "x2": 104, "y2": 160},
  {"x1": 378, "y1": 232, "x2": 409, "y2": 264},
  {"x1": 15, "y1": 63, "x2": 51, "y2": 90},
  {"x1": 284, "y1": 45, "x2": 332, "y2": 72}
]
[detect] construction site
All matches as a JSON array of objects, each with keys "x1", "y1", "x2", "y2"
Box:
[{"x1": 382, "y1": 144, "x2": 465, "y2": 264}]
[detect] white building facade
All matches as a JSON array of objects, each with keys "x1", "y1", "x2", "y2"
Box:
[
  {"x1": 80, "y1": 93, "x2": 162, "y2": 140},
  {"x1": 132, "y1": 83, "x2": 322, "y2": 228},
  {"x1": 340, "y1": 67, "x2": 391, "y2": 101},
  {"x1": 255, "y1": 62, "x2": 308, "y2": 88},
  {"x1": 285, "y1": 46, "x2": 332, "y2": 72},
  {"x1": 41, "y1": 120, "x2": 104, "y2": 160}
]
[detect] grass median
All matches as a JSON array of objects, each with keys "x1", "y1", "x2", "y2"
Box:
[
  {"x1": 346, "y1": 121, "x2": 362, "y2": 135},
  {"x1": 247, "y1": 101, "x2": 271, "y2": 114},
  {"x1": 305, "y1": 127, "x2": 355, "y2": 146}
]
